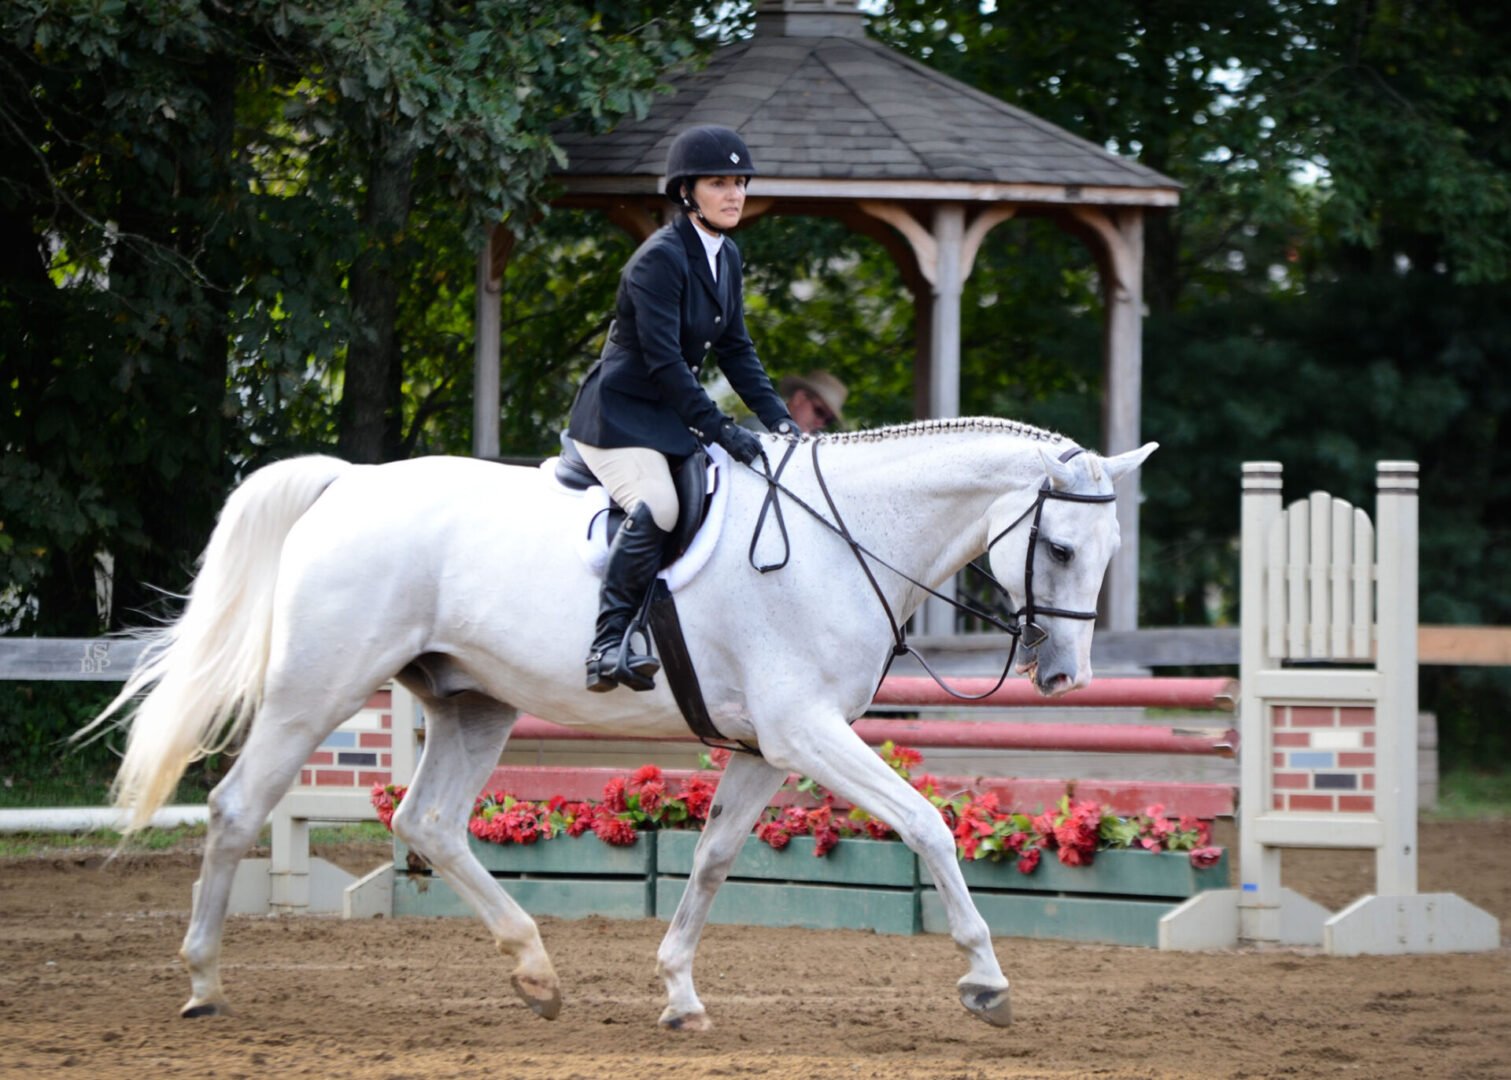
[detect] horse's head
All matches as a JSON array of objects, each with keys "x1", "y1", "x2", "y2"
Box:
[{"x1": 984, "y1": 441, "x2": 1158, "y2": 696}]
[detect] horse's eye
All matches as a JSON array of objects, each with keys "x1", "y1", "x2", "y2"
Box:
[{"x1": 1048, "y1": 543, "x2": 1073, "y2": 564}]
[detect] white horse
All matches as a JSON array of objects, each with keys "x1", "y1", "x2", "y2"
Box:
[{"x1": 86, "y1": 417, "x2": 1154, "y2": 1030}]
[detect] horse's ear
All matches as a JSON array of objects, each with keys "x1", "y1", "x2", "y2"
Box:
[
  {"x1": 1103, "y1": 441, "x2": 1159, "y2": 482},
  {"x1": 1038, "y1": 447, "x2": 1080, "y2": 491}
]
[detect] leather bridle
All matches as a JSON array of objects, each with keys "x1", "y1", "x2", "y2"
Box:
[
  {"x1": 980, "y1": 446, "x2": 1117, "y2": 651},
  {"x1": 747, "y1": 440, "x2": 1117, "y2": 702}
]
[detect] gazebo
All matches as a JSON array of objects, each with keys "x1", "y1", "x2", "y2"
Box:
[{"x1": 473, "y1": 0, "x2": 1179, "y2": 632}]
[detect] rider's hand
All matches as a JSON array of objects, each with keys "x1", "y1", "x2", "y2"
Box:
[
  {"x1": 771, "y1": 416, "x2": 804, "y2": 439},
  {"x1": 715, "y1": 421, "x2": 763, "y2": 465}
]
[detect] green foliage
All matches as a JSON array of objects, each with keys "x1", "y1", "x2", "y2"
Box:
[
  {"x1": 0, "y1": 0, "x2": 710, "y2": 627},
  {"x1": 1428, "y1": 764, "x2": 1511, "y2": 821}
]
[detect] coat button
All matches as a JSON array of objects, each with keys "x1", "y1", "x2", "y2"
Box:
[
  {"x1": 703, "y1": 341, "x2": 712, "y2": 350},
  {"x1": 714, "y1": 315, "x2": 722, "y2": 324}
]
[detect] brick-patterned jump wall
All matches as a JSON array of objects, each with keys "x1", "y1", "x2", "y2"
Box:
[
  {"x1": 1269, "y1": 704, "x2": 1375, "y2": 813},
  {"x1": 296, "y1": 689, "x2": 394, "y2": 791}
]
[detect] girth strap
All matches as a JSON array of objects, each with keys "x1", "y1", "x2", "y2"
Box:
[{"x1": 644, "y1": 581, "x2": 758, "y2": 755}]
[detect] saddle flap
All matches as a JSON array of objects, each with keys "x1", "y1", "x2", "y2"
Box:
[{"x1": 560, "y1": 434, "x2": 712, "y2": 569}]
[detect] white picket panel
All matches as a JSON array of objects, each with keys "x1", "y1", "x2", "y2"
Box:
[
  {"x1": 1351, "y1": 510, "x2": 1373, "y2": 659},
  {"x1": 1328, "y1": 498, "x2": 1353, "y2": 657},
  {"x1": 1307, "y1": 491, "x2": 1331, "y2": 658}
]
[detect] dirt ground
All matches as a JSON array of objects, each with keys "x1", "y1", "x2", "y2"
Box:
[{"x1": 1, "y1": 820, "x2": 1508, "y2": 1080}]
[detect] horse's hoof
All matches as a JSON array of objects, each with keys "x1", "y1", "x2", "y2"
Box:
[
  {"x1": 511, "y1": 972, "x2": 562, "y2": 1020},
  {"x1": 181, "y1": 999, "x2": 229, "y2": 1019},
  {"x1": 658, "y1": 1006, "x2": 712, "y2": 1032},
  {"x1": 959, "y1": 982, "x2": 1012, "y2": 1027}
]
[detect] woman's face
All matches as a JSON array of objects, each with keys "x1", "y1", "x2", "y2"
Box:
[{"x1": 689, "y1": 175, "x2": 747, "y2": 231}]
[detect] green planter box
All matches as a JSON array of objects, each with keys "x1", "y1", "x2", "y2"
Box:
[
  {"x1": 395, "y1": 832, "x2": 654, "y2": 877},
  {"x1": 388, "y1": 827, "x2": 1229, "y2": 947},
  {"x1": 656, "y1": 830, "x2": 916, "y2": 886},
  {"x1": 922, "y1": 846, "x2": 1229, "y2": 898},
  {"x1": 392, "y1": 832, "x2": 655, "y2": 920},
  {"x1": 920, "y1": 848, "x2": 1229, "y2": 948},
  {"x1": 655, "y1": 832, "x2": 920, "y2": 935}
]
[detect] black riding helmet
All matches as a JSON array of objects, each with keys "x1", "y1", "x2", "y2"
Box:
[{"x1": 663, "y1": 125, "x2": 757, "y2": 220}]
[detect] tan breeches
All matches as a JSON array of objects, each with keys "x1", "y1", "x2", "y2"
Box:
[{"x1": 572, "y1": 442, "x2": 680, "y2": 533}]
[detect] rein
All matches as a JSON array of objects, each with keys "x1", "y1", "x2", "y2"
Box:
[{"x1": 747, "y1": 439, "x2": 1116, "y2": 702}]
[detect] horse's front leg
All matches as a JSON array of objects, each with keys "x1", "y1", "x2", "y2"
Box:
[
  {"x1": 766, "y1": 717, "x2": 1012, "y2": 1027},
  {"x1": 656, "y1": 751, "x2": 788, "y2": 1032}
]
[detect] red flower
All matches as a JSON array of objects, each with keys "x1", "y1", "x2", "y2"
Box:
[
  {"x1": 708, "y1": 747, "x2": 732, "y2": 770},
  {"x1": 1006, "y1": 831, "x2": 1030, "y2": 854},
  {"x1": 468, "y1": 816, "x2": 488, "y2": 839},
  {"x1": 1056, "y1": 841, "x2": 1093, "y2": 867},
  {"x1": 779, "y1": 806, "x2": 811, "y2": 835},
  {"x1": 1016, "y1": 847, "x2": 1041, "y2": 875},
  {"x1": 890, "y1": 745, "x2": 924, "y2": 768},
  {"x1": 812, "y1": 824, "x2": 840, "y2": 857},
  {"x1": 1145, "y1": 803, "x2": 1166, "y2": 819},
  {"x1": 504, "y1": 807, "x2": 542, "y2": 844},
  {"x1": 589, "y1": 807, "x2": 637, "y2": 846},
  {"x1": 1031, "y1": 810, "x2": 1058, "y2": 845},
  {"x1": 1053, "y1": 818, "x2": 1096, "y2": 860},
  {"x1": 680, "y1": 778, "x2": 715, "y2": 821},
  {"x1": 756, "y1": 821, "x2": 791, "y2": 850},
  {"x1": 637, "y1": 779, "x2": 666, "y2": 816},
  {"x1": 631, "y1": 764, "x2": 662, "y2": 787},
  {"x1": 370, "y1": 784, "x2": 400, "y2": 828},
  {"x1": 1190, "y1": 846, "x2": 1223, "y2": 869},
  {"x1": 602, "y1": 776, "x2": 628, "y2": 813},
  {"x1": 910, "y1": 773, "x2": 941, "y2": 797},
  {"x1": 863, "y1": 818, "x2": 894, "y2": 841}
]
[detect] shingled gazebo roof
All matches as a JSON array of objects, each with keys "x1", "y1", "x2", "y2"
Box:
[{"x1": 552, "y1": 17, "x2": 1177, "y2": 201}]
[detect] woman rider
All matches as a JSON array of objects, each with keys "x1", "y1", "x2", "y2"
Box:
[{"x1": 567, "y1": 125, "x2": 802, "y2": 694}]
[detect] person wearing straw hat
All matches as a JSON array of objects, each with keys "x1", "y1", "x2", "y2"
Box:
[
  {"x1": 778, "y1": 370, "x2": 847, "y2": 433},
  {"x1": 566, "y1": 124, "x2": 801, "y2": 695}
]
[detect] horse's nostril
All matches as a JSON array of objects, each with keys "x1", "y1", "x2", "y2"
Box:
[{"x1": 1041, "y1": 672, "x2": 1074, "y2": 695}]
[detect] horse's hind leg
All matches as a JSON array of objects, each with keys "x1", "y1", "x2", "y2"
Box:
[
  {"x1": 656, "y1": 752, "x2": 788, "y2": 1031},
  {"x1": 389, "y1": 691, "x2": 560, "y2": 1019},
  {"x1": 180, "y1": 685, "x2": 375, "y2": 1017}
]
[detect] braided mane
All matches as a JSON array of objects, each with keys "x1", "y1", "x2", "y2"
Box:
[{"x1": 815, "y1": 416, "x2": 1066, "y2": 447}]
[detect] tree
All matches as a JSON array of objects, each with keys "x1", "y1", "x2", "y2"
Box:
[{"x1": 0, "y1": 0, "x2": 708, "y2": 631}]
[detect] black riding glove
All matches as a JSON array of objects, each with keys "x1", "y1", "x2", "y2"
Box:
[
  {"x1": 715, "y1": 421, "x2": 763, "y2": 465},
  {"x1": 771, "y1": 416, "x2": 804, "y2": 439}
]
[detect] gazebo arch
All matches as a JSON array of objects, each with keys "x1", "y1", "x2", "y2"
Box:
[{"x1": 474, "y1": 0, "x2": 1179, "y2": 632}]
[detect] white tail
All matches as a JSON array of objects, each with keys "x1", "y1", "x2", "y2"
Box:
[{"x1": 79, "y1": 455, "x2": 351, "y2": 832}]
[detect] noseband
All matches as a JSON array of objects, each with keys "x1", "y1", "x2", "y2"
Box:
[{"x1": 746, "y1": 439, "x2": 1118, "y2": 704}]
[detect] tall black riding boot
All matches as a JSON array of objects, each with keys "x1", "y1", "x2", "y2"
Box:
[{"x1": 584, "y1": 502, "x2": 669, "y2": 693}]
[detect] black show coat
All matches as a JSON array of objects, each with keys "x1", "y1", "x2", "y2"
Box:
[{"x1": 568, "y1": 214, "x2": 789, "y2": 457}]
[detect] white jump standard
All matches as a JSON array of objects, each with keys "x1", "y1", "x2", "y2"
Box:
[{"x1": 1161, "y1": 461, "x2": 1499, "y2": 954}]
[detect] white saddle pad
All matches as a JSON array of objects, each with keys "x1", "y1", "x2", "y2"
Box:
[{"x1": 540, "y1": 442, "x2": 731, "y2": 593}]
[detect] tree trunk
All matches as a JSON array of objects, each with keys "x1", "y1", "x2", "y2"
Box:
[
  {"x1": 1143, "y1": 208, "x2": 1181, "y2": 317},
  {"x1": 338, "y1": 136, "x2": 417, "y2": 463}
]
